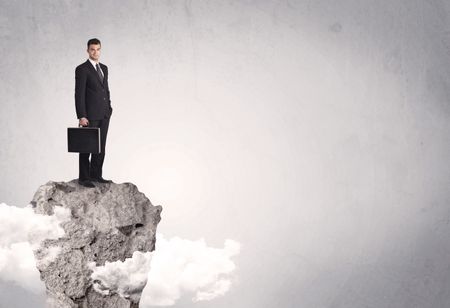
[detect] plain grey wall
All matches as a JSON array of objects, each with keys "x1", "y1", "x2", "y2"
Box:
[{"x1": 1, "y1": 0, "x2": 450, "y2": 307}]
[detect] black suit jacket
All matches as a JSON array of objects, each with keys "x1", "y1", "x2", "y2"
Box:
[{"x1": 75, "y1": 60, "x2": 113, "y2": 120}]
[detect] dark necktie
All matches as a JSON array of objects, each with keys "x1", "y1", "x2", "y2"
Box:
[{"x1": 96, "y1": 63, "x2": 104, "y2": 83}]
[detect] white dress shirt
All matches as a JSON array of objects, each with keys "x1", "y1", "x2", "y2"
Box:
[{"x1": 88, "y1": 58, "x2": 104, "y2": 77}]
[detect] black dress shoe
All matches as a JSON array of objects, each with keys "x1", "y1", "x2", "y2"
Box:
[
  {"x1": 92, "y1": 177, "x2": 112, "y2": 183},
  {"x1": 78, "y1": 179, "x2": 95, "y2": 188}
]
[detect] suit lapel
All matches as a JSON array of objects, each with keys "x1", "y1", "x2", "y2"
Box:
[
  {"x1": 85, "y1": 60, "x2": 105, "y2": 87},
  {"x1": 100, "y1": 63, "x2": 107, "y2": 85}
]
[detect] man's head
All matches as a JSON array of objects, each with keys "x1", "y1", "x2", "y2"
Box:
[{"x1": 87, "y1": 38, "x2": 101, "y2": 62}]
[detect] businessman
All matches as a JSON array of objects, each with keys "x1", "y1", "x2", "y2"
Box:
[{"x1": 75, "y1": 38, "x2": 113, "y2": 188}]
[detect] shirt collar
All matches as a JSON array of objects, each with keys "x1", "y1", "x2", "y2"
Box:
[{"x1": 88, "y1": 58, "x2": 100, "y2": 68}]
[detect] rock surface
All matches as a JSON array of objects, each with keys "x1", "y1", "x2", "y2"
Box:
[{"x1": 30, "y1": 180, "x2": 162, "y2": 308}]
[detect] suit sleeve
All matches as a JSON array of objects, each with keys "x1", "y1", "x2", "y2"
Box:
[{"x1": 75, "y1": 66, "x2": 87, "y2": 119}]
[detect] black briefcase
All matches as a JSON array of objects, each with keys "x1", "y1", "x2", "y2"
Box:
[{"x1": 67, "y1": 126, "x2": 101, "y2": 154}]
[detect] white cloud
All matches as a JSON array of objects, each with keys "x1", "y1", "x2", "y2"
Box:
[
  {"x1": 140, "y1": 234, "x2": 241, "y2": 306},
  {"x1": 88, "y1": 234, "x2": 241, "y2": 306},
  {"x1": 0, "y1": 241, "x2": 43, "y2": 293},
  {"x1": 89, "y1": 250, "x2": 153, "y2": 302},
  {"x1": 0, "y1": 202, "x2": 70, "y2": 293},
  {"x1": 0, "y1": 202, "x2": 69, "y2": 247}
]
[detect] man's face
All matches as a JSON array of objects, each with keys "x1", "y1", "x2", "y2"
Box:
[{"x1": 87, "y1": 44, "x2": 101, "y2": 62}]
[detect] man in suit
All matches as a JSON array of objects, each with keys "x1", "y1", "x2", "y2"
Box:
[{"x1": 75, "y1": 38, "x2": 113, "y2": 187}]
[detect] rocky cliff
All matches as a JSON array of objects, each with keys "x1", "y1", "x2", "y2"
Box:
[{"x1": 30, "y1": 180, "x2": 162, "y2": 308}]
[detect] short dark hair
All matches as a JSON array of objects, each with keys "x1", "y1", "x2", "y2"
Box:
[{"x1": 87, "y1": 38, "x2": 101, "y2": 48}]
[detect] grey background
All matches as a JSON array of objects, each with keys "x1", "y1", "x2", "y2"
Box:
[{"x1": 1, "y1": 0, "x2": 450, "y2": 307}]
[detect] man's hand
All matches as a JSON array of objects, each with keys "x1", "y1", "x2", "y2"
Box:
[{"x1": 79, "y1": 117, "x2": 89, "y2": 127}]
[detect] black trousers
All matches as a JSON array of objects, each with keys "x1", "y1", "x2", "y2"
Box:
[{"x1": 79, "y1": 117, "x2": 110, "y2": 180}]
